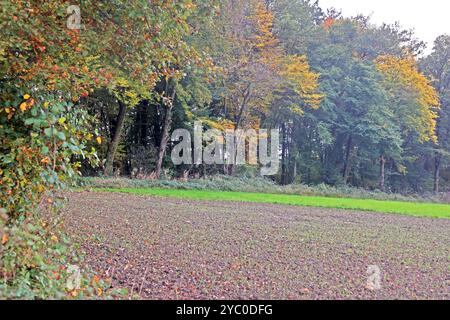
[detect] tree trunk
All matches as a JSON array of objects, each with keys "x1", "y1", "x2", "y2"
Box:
[
  {"x1": 281, "y1": 123, "x2": 288, "y2": 185},
  {"x1": 293, "y1": 155, "x2": 298, "y2": 181},
  {"x1": 104, "y1": 100, "x2": 127, "y2": 176},
  {"x1": 155, "y1": 87, "x2": 176, "y2": 179},
  {"x1": 380, "y1": 155, "x2": 386, "y2": 192},
  {"x1": 234, "y1": 84, "x2": 252, "y2": 131},
  {"x1": 228, "y1": 84, "x2": 252, "y2": 176},
  {"x1": 434, "y1": 153, "x2": 442, "y2": 193},
  {"x1": 342, "y1": 135, "x2": 353, "y2": 184},
  {"x1": 224, "y1": 163, "x2": 229, "y2": 175}
]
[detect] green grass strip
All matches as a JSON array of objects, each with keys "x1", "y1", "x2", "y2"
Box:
[{"x1": 93, "y1": 188, "x2": 450, "y2": 219}]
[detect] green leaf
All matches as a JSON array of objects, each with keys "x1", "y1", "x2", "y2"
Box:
[
  {"x1": 56, "y1": 132, "x2": 66, "y2": 141},
  {"x1": 44, "y1": 128, "x2": 53, "y2": 137}
]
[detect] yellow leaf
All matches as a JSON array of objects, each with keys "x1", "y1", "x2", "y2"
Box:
[
  {"x1": 23, "y1": 94, "x2": 30, "y2": 100},
  {"x1": 376, "y1": 55, "x2": 440, "y2": 143},
  {"x1": 96, "y1": 137, "x2": 102, "y2": 144},
  {"x1": 19, "y1": 102, "x2": 28, "y2": 112}
]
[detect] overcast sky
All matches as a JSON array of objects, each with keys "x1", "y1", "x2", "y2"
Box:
[{"x1": 318, "y1": 0, "x2": 450, "y2": 54}]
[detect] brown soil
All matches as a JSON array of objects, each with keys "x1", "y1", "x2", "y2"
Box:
[{"x1": 62, "y1": 191, "x2": 450, "y2": 300}]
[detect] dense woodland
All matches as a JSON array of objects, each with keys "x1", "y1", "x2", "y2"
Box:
[
  {"x1": 78, "y1": 1, "x2": 450, "y2": 194},
  {"x1": 0, "y1": 0, "x2": 450, "y2": 297}
]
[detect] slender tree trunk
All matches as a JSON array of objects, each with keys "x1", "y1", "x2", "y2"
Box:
[
  {"x1": 380, "y1": 155, "x2": 386, "y2": 192},
  {"x1": 155, "y1": 87, "x2": 176, "y2": 179},
  {"x1": 293, "y1": 155, "x2": 298, "y2": 181},
  {"x1": 281, "y1": 123, "x2": 288, "y2": 185},
  {"x1": 343, "y1": 135, "x2": 353, "y2": 184},
  {"x1": 234, "y1": 84, "x2": 251, "y2": 131},
  {"x1": 104, "y1": 100, "x2": 127, "y2": 176},
  {"x1": 228, "y1": 85, "x2": 252, "y2": 176},
  {"x1": 434, "y1": 153, "x2": 442, "y2": 193}
]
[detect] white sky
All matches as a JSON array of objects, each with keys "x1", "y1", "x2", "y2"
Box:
[{"x1": 318, "y1": 0, "x2": 450, "y2": 54}]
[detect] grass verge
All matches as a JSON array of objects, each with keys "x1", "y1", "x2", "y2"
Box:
[{"x1": 91, "y1": 188, "x2": 450, "y2": 219}]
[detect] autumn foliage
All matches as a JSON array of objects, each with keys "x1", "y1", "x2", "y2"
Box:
[
  {"x1": 376, "y1": 55, "x2": 440, "y2": 143},
  {"x1": 1, "y1": 0, "x2": 448, "y2": 299}
]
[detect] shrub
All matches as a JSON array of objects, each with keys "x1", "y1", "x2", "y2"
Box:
[
  {"x1": 76, "y1": 175, "x2": 447, "y2": 204},
  {"x1": 0, "y1": 92, "x2": 105, "y2": 299},
  {"x1": 0, "y1": 1, "x2": 104, "y2": 299}
]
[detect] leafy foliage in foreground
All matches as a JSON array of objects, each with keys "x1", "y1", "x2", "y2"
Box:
[{"x1": 0, "y1": 0, "x2": 101, "y2": 298}]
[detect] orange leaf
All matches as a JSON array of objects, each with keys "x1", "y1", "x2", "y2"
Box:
[
  {"x1": 2, "y1": 234, "x2": 9, "y2": 245},
  {"x1": 324, "y1": 17, "x2": 335, "y2": 29},
  {"x1": 92, "y1": 275, "x2": 100, "y2": 284}
]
